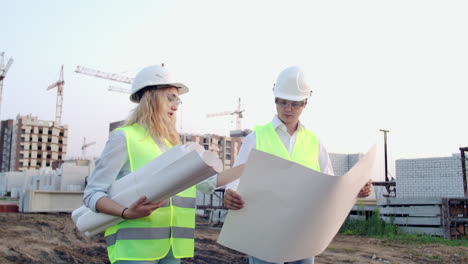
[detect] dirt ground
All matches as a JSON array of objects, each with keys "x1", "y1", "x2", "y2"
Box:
[{"x1": 0, "y1": 213, "x2": 466, "y2": 264}]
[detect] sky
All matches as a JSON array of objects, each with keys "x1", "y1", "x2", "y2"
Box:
[{"x1": 1, "y1": 0, "x2": 468, "y2": 161}]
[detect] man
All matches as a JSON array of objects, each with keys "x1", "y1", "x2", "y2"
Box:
[{"x1": 224, "y1": 66, "x2": 372, "y2": 264}]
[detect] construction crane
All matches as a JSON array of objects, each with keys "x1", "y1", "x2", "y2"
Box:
[
  {"x1": 75, "y1": 65, "x2": 133, "y2": 84},
  {"x1": 207, "y1": 98, "x2": 244, "y2": 130},
  {"x1": 47, "y1": 65, "x2": 65, "y2": 125},
  {"x1": 0, "y1": 52, "x2": 14, "y2": 119},
  {"x1": 108, "y1": 85, "x2": 130, "y2": 94},
  {"x1": 82, "y1": 137, "x2": 96, "y2": 158}
]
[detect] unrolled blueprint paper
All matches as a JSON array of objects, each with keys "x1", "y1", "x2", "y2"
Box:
[{"x1": 217, "y1": 146, "x2": 376, "y2": 262}]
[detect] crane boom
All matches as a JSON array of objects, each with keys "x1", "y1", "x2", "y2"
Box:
[
  {"x1": 0, "y1": 52, "x2": 14, "y2": 119},
  {"x1": 0, "y1": 53, "x2": 14, "y2": 81},
  {"x1": 108, "y1": 85, "x2": 131, "y2": 94},
  {"x1": 206, "y1": 110, "x2": 234, "y2": 117},
  {"x1": 206, "y1": 98, "x2": 244, "y2": 130},
  {"x1": 82, "y1": 137, "x2": 96, "y2": 158},
  {"x1": 75, "y1": 65, "x2": 133, "y2": 84}
]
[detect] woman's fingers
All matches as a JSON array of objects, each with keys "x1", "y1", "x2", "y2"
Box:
[{"x1": 130, "y1": 195, "x2": 148, "y2": 208}]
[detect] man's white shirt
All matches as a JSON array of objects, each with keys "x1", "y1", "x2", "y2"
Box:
[{"x1": 226, "y1": 116, "x2": 334, "y2": 191}]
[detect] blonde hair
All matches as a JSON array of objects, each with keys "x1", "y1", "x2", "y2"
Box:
[{"x1": 124, "y1": 88, "x2": 180, "y2": 146}]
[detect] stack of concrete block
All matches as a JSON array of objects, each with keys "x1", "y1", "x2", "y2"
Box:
[{"x1": 396, "y1": 155, "x2": 464, "y2": 197}]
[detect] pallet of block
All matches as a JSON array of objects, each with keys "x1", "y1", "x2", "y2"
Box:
[
  {"x1": 441, "y1": 197, "x2": 468, "y2": 240},
  {"x1": 349, "y1": 199, "x2": 378, "y2": 221},
  {"x1": 377, "y1": 197, "x2": 444, "y2": 237}
]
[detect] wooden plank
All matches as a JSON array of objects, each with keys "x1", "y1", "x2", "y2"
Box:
[
  {"x1": 398, "y1": 226, "x2": 444, "y2": 236},
  {"x1": 0, "y1": 204, "x2": 18, "y2": 213},
  {"x1": 449, "y1": 218, "x2": 468, "y2": 223},
  {"x1": 441, "y1": 198, "x2": 452, "y2": 239},
  {"x1": 351, "y1": 205, "x2": 379, "y2": 212},
  {"x1": 355, "y1": 199, "x2": 377, "y2": 205},
  {"x1": 380, "y1": 205, "x2": 441, "y2": 216},
  {"x1": 381, "y1": 216, "x2": 441, "y2": 226},
  {"x1": 377, "y1": 197, "x2": 442, "y2": 206},
  {"x1": 447, "y1": 197, "x2": 468, "y2": 202}
]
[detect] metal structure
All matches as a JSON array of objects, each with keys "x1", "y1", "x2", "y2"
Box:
[
  {"x1": 108, "y1": 85, "x2": 130, "y2": 94},
  {"x1": 442, "y1": 197, "x2": 468, "y2": 239},
  {"x1": 47, "y1": 65, "x2": 65, "y2": 125},
  {"x1": 460, "y1": 147, "x2": 468, "y2": 196},
  {"x1": 207, "y1": 98, "x2": 244, "y2": 130},
  {"x1": 75, "y1": 66, "x2": 133, "y2": 84},
  {"x1": 81, "y1": 137, "x2": 96, "y2": 158},
  {"x1": 379, "y1": 129, "x2": 390, "y2": 182},
  {"x1": 372, "y1": 129, "x2": 396, "y2": 197},
  {"x1": 197, "y1": 188, "x2": 227, "y2": 225},
  {"x1": 0, "y1": 52, "x2": 14, "y2": 119},
  {"x1": 75, "y1": 66, "x2": 132, "y2": 96}
]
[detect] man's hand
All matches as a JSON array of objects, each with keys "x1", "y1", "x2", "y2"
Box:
[
  {"x1": 223, "y1": 189, "x2": 244, "y2": 210},
  {"x1": 358, "y1": 180, "x2": 373, "y2": 198},
  {"x1": 123, "y1": 196, "x2": 167, "y2": 219}
]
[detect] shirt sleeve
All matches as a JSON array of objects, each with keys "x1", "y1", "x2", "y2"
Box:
[
  {"x1": 196, "y1": 175, "x2": 217, "y2": 194},
  {"x1": 83, "y1": 130, "x2": 129, "y2": 212},
  {"x1": 224, "y1": 131, "x2": 256, "y2": 191},
  {"x1": 318, "y1": 141, "x2": 335, "y2": 176}
]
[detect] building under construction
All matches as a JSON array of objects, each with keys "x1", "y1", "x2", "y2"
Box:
[
  {"x1": 0, "y1": 114, "x2": 68, "y2": 172},
  {"x1": 180, "y1": 133, "x2": 245, "y2": 170},
  {"x1": 109, "y1": 120, "x2": 249, "y2": 171}
]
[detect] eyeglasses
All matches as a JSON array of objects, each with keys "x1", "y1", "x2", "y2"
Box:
[
  {"x1": 275, "y1": 98, "x2": 306, "y2": 109},
  {"x1": 166, "y1": 93, "x2": 182, "y2": 106}
]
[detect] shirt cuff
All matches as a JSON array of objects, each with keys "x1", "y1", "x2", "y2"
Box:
[
  {"x1": 196, "y1": 175, "x2": 217, "y2": 194},
  {"x1": 87, "y1": 192, "x2": 109, "y2": 212}
]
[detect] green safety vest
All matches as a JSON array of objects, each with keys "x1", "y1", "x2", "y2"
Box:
[
  {"x1": 254, "y1": 122, "x2": 321, "y2": 171},
  {"x1": 104, "y1": 123, "x2": 196, "y2": 263}
]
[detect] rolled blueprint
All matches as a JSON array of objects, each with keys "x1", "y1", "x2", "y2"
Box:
[{"x1": 71, "y1": 142, "x2": 222, "y2": 237}]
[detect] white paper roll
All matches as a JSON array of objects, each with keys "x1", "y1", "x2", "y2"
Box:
[{"x1": 72, "y1": 143, "x2": 222, "y2": 237}]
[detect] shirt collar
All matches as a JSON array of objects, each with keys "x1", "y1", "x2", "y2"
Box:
[{"x1": 272, "y1": 115, "x2": 305, "y2": 132}]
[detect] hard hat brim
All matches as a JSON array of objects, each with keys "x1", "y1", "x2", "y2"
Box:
[
  {"x1": 274, "y1": 93, "x2": 310, "y2": 102},
  {"x1": 130, "y1": 83, "x2": 189, "y2": 103}
]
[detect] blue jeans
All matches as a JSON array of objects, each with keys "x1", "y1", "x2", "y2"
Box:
[
  {"x1": 114, "y1": 248, "x2": 181, "y2": 264},
  {"x1": 249, "y1": 256, "x2": 314, "y2": 264}
]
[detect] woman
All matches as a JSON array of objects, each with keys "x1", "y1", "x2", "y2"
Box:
[{"x1": 83, "y1": 65, "x2": 217, "y2": 264}]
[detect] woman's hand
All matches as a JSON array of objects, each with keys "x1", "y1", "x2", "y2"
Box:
[{"x1": 123, "y1": 196, "x2": 167, "y2": 219}]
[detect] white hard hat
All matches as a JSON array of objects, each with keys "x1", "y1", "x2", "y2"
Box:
[
  {"x1": 130, "y1": 65, "x2": 189, "y2": 103},
  {"x1": 273, "y1": 66, "x2": 312, "y2": 101}
]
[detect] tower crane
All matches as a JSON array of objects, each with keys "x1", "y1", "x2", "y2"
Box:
[
  {"x1": 82, "y1": 137, "x2": 96, "y2": 158},
  {"x1": 207, "y1": 98, "x2": 244, "y2": 131},
  {"x1": 47, "y1": 65, "x2": 65, "y2": 125},
  {"x1": 75, "y1": 65, "x2": 133, "y2": 95},
  {"x1": 0, "y1": 52, "x2": 14, "y2": 119},
  {"x1": 75, "y1": 66, "x2": 133, "y2": 84}
]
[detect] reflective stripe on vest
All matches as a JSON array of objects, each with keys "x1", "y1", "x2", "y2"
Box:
[
  {"x1": 105, "y1": 123, "x2": 196, "y2": 263},
  {"x1": 106, "y1": 226, "x2": 195, "y2": 246},
  {"x1": 254, "y1": 122, "x2": 321, "y2": 171},
  {"x1": 159, "y1": 196, "x2": 195, "y2": 208}
]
